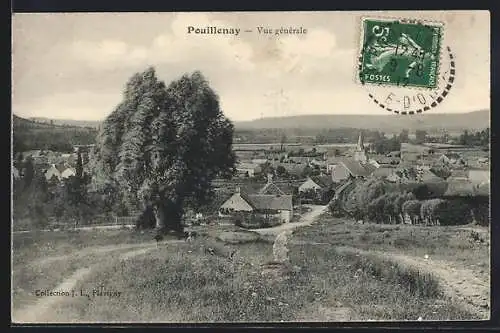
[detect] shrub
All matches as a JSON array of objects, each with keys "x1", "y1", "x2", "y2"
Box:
[
  {"x1": 420, "y1": 199, "x2": 445, "y2": 225},
  {"x1": 402, "y1": 200, "x2": 422, "y2": 224},
  {"x1": 434, "y1": 199, "x2": 473, "y2": 226},
  {"x1": 135, "y1": 206, "x2": 156, "y2": 229},
  {"x1": 420, "y1": 199, "x2": 472, "y2": 226},
  {"x1": 366, "y1": 195, "x2": 387, "y2": 224}
]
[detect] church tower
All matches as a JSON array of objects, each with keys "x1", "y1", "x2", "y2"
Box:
[{"x1": 353, "y1": 132, "x2": 367, "y2": 163}]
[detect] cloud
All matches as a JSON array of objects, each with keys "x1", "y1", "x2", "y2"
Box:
[
  {"x1": 12, "y1": 12, "x2": 490, "y2": 122},
  {"x1": 70, "y1": 13, "x2": 255, "y2": 72}
]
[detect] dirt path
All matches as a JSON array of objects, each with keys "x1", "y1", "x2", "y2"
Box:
[
  {"x1": 13, "y1": 225, "x2": 136, "y2": 234},
  {"x1": 36, "y1": 239, "x2": 183, "y2": 266},
  {"x1": 255, "y1": 205, "x2": 357, "y2": 321},
  {"x1": 254, "y1": 205, "x2": 328, "y2": 237},
  {"x1": 333, "y1": 246, "x2": 490, "y2": 319},
  {"x1": 12, "y1": 267, "x2": 93, "y2": 323},
  {"x1": 12, "y1": 240, "x2": 181, "y2": 323},
  {"x1": 254, "y1": 205, "x2": 327, "y2": 264}
]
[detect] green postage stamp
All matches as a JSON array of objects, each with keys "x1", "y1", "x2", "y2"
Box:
[{"x1": 359, "y1": 17, "x2": 444, "y2": 89}]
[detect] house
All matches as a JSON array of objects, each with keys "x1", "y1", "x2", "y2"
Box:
[
  {"x1": 371, "y1": 166, "x2": 397, "y2": 180},
  {"x1": 299, "y1": 175, "x2": 334, "y2": 193},
  {"x1": 326, "y1": 156, "x2": 343, "y2": 172},
  {"x1": 370, "y1": 154, "x2": 398, "y2": 166},
  {"x1": 438, "y1": 153, "x2": 465, "y2": 166},
  {"x1": 236, "y1": 162, "x2": 261, "y2": 178},
  {"x1": 477, "y1": 157, "x2": 489, "y2": 164},
  {"x1": 259, "y1": 175, "x2": 286, "y2": 195},
  {"x1": 309, "y1": 158, "x2": 326, "y2": 169},
  {"x1": 386, "y1": 172, "x2": 403, "y2": 183},
  {"x1": 274, "y1": 163, "x2": 308, "y2": 178},
  {"x1": 386, "y1": 151, "x2": 401, "y2": 158},
  {"x1": 448, "y1": 169, "x2": 469, "y2": 181},
  {"x1": 400, "y1": 143, "x2": 431, "y2": 163},
  {"x1": 61, "y1": 167, "x2": 76, "y2": 179},
  {"x1": 418, "y1": 169, "x2": 444, "y2": 183},
  {"x1": 73, "y1": 144, "x2": 96, "y2": 153},
  {"x1": 251, "y1": 158, "x2": 268, "y2": 166},
  {"x1": 299, "y1": 177, "x2": 323, "y2": 193},
  {"x1": 288, "y1": 156, "x2": 310, "y2": 164},
  {"x1": 367, "y1": 159, "x2": 380, "y2": 168},
  {"x1": 219, "y1": 188, "x2": 293, "y2": 223},
  {"x1": 331, "y1": 159, "x2": 376, "y2": 182},
  {"x1": 44, "y1": 164, "x2": 62, "y2": 181},
  {"x1": 474, "y1": 182, "x2": 490, "y2": 197}
]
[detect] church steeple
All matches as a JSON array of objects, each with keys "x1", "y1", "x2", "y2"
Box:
[
  {"x1": 356, "y1": 132, "x2": 365, "y2": 152},
  {"x1": 354, "y1": 131, "x2": 367, "y2": 163}
]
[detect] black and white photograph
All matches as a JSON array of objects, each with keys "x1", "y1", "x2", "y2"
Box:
[{"x1": 11, "y1": 11, "x2": 490, "y2": 323}]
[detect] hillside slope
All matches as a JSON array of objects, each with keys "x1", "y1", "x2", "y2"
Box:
[
  {"x1": 13, "y1": 114, "x2": 98, "y2": 152},
  {"x1": 234, "y1": 110, "x2": 490, "y2": 132}
]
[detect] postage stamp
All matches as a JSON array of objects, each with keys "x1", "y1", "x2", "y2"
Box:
[
  {"x1": 361, "y1": 45, "x2": 456, "y2": 115},
  {"x1": 359, "y1": 17, "x2": 444, "y2": 89}
]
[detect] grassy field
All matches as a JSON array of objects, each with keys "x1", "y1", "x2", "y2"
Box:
[
  {"x1": 12, "y1": 229, "x2": 166, "y2": 311},
  {"x1": 289, "y1": 214, "x2": 489, "y2": 320},
  {"x1": 13, "y1": 229, "x2": 159, "y2": 265},
  {"x1": 292, "y1": 216, "x2": 490, "y2": 283},
  {"x1": 12, "y1": 216, "x2": 487, "y2": 322}
]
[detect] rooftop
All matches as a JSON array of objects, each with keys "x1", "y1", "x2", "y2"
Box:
[{"x1": 241, "y1": 192, "x2": 293, "y2": 211}]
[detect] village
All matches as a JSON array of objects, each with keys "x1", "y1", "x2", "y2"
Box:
[{"x1": 12, "y1": 130, "x2": 490, "y2": 230}]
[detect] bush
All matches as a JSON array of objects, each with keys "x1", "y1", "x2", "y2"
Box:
[
  {"x1": 420, "y1": 199, "x2": 473, "y2": 226},
  {"x1": 435, "y1": 199, "x2": 473, "y2": 226},
  {"x1": 136, "y1": 206, "x2": 156, "y2": 229},
  {"x1": 420, "y1": 199, "x2": 445, "y2": 225},
  {"x1": 402, "y1": 200, "x2": 422, "y2": 224}
]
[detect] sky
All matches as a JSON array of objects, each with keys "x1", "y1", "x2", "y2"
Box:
[{"x1": 12, "y1": 11, "x2": 490, "y2": 122}]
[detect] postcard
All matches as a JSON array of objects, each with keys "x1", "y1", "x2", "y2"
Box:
[{"x1": 11, "y1": 11, "x2": 490, "y2": 323}]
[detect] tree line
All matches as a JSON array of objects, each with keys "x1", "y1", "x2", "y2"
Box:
[
  {"x1": 12, "y1": 150, "x2": 97, "y2": 230},
  {"x1": 13, "y1": 127, "x2": 97, "y2": 153},
  {"x1": 329, "y1": 178, "x2": 489, "y2": 226}
]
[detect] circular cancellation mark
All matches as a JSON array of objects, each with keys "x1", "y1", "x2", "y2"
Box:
[{"x1": 360, "y1": 46, "x2": 456, "y2": 115}]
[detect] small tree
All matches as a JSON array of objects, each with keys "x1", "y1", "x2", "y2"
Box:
[
  {"x1": 276, "y1": 165, "x2": 287, "y2": 178},
  {"x1": 52, "y1": 152, "x2": 93, "y2": 227},
  {"x1": 415, "y1": 130, "x2": 427, "y2": 144},
  {"x1": 393, "y1": 192, "x2": 416, "y2": 224},
  {"x1": 399, "y1": 129, "x2": 409, "y2": 143},
  {"x1": 14, "y1": 152, "x2": 24, "y2": 170},
  {"x1": 402, "y1": 200, "x2": 422, "y2": 224},
  {"x1": 23, "y1": 157, "x2": 35, "y2": 190},
  {"x1": 367, "y1": 195, "x2": 387, "y2": 224}
]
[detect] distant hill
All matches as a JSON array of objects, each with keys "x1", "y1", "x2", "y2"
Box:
[
  {"x1": 28, "y1": 117, "x2": 101, "y2": 129},
  {"x1": 13, "y1": 114, "x2": 98, "y2": 153},
  {"x1": 18, "y1": 110, "x2": 489, "y2": 133},
  {"x1": 234, "y1": 110, "x2": 490, "y2": 133}
]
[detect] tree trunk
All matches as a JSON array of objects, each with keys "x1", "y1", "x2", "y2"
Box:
[
  {"x1": 153, "y1": 204, "x2": 165, "y2": 230},
  {"x1": 162, "y1": 200, "x2": 184, "y2": 234},
  {"x1": 470, "y1": 208, "x2": 477, "y2": 225}
]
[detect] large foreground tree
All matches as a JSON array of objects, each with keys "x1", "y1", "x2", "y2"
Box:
[{"x1": 94, "y1": 68, "x2": 235, "y2": 233}]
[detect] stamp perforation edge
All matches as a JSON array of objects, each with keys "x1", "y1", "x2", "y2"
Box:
[
  {"x1": 366, "y1": 46, "x2": 456, "y2": 115},
  {"x1": 355, "y1": 15, "x2": 446, "y2": 92}
]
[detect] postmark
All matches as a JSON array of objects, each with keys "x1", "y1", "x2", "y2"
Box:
[
  {"x1": 361, "y1": 45, "x2": 456, "y2": 115},
  {"x1": 358, "y1": 17, "x2": 444, "y2": 89}
]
